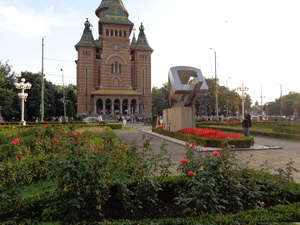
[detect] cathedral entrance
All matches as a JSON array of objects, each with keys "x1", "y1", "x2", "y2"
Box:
[
  {"x1": 114, "y1": 99, "x2": 120, "y2": 114},
  {"x1": 105, "y1": 99, "x2": 112, "y2": 114},
  {"x1": 97, "y1": 99, "x2": 103, "y2": 114},
  {"x1": 122, "y1": 99, "x2": 128, "y2": 114},
  {"x1": 131, "y1": 99, "x2": 137, "y2": 114}
]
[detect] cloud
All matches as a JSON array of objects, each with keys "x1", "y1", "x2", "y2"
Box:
[{"x1": 0, "y1": 4, "x2": 81, "y2": 40}]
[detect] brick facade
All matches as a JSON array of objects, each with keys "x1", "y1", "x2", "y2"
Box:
[{"x1": 75, "y1": 0, "x2": 153, "y2": 116}]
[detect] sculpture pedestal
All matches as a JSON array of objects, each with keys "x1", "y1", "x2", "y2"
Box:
[
  {"x1": 19, "y1": 120, "x2": 26, "y2": 126},
  {"x1": 163, "y1": 107, "x2": 196, "y2": 132}
]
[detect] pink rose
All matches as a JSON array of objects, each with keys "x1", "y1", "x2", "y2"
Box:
[
  {"x1": 212, "y1": 150, "x2": 219, "y2": 156},
  {"x1": 188, "y1": 171, "x2": 194, "y2": 176},
  {"x1": 14, "y1": 138, "x2": 20, "y2": 143},
  {"x1": 20, "y1": 156, "x2": 24, "y2": 160},
  {"x1": 11, "y1": 141, "x2": 17, "y2": 145},
  {"x1": 181, "y1": 158, "x2": 188, "y2": 164},
  {"x1": 186, "y1": 143, "x2": 190, "y2": 147}
]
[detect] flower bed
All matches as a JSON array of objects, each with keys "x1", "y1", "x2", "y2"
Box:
[
  {"x1": 179, "y1": 127, "x2": 243, "y2": 140},
  {"x1": 153, "y1": 128, "x2": 254, "y2": 148}
]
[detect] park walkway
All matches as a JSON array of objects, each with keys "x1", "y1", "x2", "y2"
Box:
[{"x1": 114, "y1": 124, "x2": 300, "y2": 183}]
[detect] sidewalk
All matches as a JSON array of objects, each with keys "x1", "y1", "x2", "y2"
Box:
[{"x1": 114, "y1": 124, "x2": 300, "y2": 182}]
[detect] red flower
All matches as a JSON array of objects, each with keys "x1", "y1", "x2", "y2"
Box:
[
  {"x1": 69, "y1": 134, "x2": 73, "y2": 137},
  {"x1": 55, "y1": 177, "x2": 58, "y2": 181},
  {"x1": 186, "y1": 143, "x2": 190, "y2": 147},
  {"x1": 188, "y1": 171, "x2": 194, "y2": 176},
  {"x1": 20, "y1": 156, "x2": 24, "y2": 160},
  {"x1": 14, "y1": 138, "x2": 20, "y2": 143},
  {"x1": 191, "y1": 143, "x2": 196, "y2": 148},
  {"x1": 45, "y1": 126, "x2": 50, "y2": 129},
  {"x1": 212, "y1": 150, "x2": 219, "y2": 156},
  {"x1": 206, "y1": 150, "x2": 210, "y2": 152},
  {"x1": 37, "y1": 138, "x2": 41, "y2": 141},
  {"x1": 11, "y1": 141, "x2": 17, "y2": 145},
  {"x1": 73, "y1": 133, "x2": 77, "y2": 136},
  {"x1": 181, "y1": 158, "x2": 188, "y2": 164},
  {"x1": 62, "y1": 129, "x2": 65, "y2": 131}
]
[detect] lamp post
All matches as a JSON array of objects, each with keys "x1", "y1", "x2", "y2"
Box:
[
  {"x1": 210, "y1": 48, "x2": 218, "y2": 120},
  {"x1": 15, "y1": 78, "x2": 32, "y2": 125},
  {"x1": 61, "y1": 69, "x2": 67, "y2": 122},
  {"x1": 41, "y1": 36, "x2": 46, "y2": 122},
  {"x1": 237, "y1": 83, "x2": 249, "y2": 118}
]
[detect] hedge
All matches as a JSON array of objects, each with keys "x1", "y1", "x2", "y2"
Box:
[
  {"x1": 153, "y1": 128, "x2": 254, "y2": 148},
  {"x1": 4, "y1": 171, "x2": 300, "y2": 224}
]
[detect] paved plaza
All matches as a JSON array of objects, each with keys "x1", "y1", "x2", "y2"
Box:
[{"x1": 114, "y1": 124, "x2": 300, "y2": 183}]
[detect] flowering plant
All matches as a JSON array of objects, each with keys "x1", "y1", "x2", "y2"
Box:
[
  {"x1": 179, "y1": 127, "x2": 242, "y2": 140},
  {"x1": 176, "y1": 145, "x2": 265, "y2": 215}
]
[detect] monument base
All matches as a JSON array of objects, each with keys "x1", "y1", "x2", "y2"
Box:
[
  {"x1": 19, "y1": 120, "x2": 26, "y2": 126},
  {"x1": 163, "y1": 107, "x2": 196, "y2": 132}
]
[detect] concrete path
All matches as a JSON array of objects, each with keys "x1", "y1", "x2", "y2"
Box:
[{"x1": 114, "y1": 124, "x2": 300, "y2": 182}]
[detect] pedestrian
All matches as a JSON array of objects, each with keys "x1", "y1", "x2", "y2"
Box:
[{"x1": 242, "y1": 109, "x2": 252, "y2": 137}]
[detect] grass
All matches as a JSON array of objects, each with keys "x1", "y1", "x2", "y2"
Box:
[{"x1": 120, "y1": 127, "x2": 136, "y2": 130}]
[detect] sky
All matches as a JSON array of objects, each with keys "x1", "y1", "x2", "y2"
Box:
[{"x1": 1, "y1": 0, "x2": 300, "y2": 106}]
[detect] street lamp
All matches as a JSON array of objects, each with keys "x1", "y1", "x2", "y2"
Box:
[
  {"x1": 237, "y1": 83, "x2": 249, "y2": 118},
  {"x1": 61, "y1": 69, "x2": 67, "y2": 121},
  {"x1": 15, "y1": 78, "x2": 32, "y2": 125},
  {"x1": 41, "y1": 36, "x2": 46, "y2": 122},
  {"x1": 210, "y1": 48, "x2": 218, "y2": 120}
]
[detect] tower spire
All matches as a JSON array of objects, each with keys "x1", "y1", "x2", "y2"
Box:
[
  {"x1": 130, "y1": 27, "x2": 137, "y2": 49},
  {"x1": 75, "y1": 18, "x2": 97, "y2": 50},
  {"x1": 135, "y1": 23, "x2": 153, "y2": 52}
]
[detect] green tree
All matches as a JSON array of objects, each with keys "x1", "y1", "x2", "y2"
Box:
[
  {"x1": 152, "y1": 82, "x2": 169, "y2": 116},
  {"x1": 66, "y1": 100, "x2": 76, "y2": 119},
  {"x1": 20, "y1": 72, "x2": 56, "y2": 121},
  {"x1": 0, "y1": 61, "x2": 18, "y2": 120}
]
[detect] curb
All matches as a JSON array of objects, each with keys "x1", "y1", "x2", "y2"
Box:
[{"x1": 141, "y1": 130, "x2": 283, "y2": 152}]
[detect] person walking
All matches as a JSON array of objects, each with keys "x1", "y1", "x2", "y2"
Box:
[{"x1": 242, "y1": 109, "x2": 252, "y2": 137}]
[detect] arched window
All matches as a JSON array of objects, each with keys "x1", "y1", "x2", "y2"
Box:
[
  {"x1": 115, "y1": 62, "x2": 118, "y2": 73},
  {"x1": 119, "y1": 64, "x2": 122, "y2": 74},
  {"x1": 106, "y1": 29, "x2": 109, "y2": 36},
  {"x1": 124, "y1": 30, "x2": 126, "y2": 37},
  {"x1": 111, "y1": 64, "x2": 114, "y2": 74},
  {"x1": 113, "y1": 78, "x2": 120, "y2": 87},
  {"x1": 111, "y1": 29, "x2": 114, "y2": 36},
  {"x1": 143, "y1": 55, "x2": 144, "y2": 58},
  {"x1": 119, "y1": 30, "x2": 122, "y2": 37},
  {"x1": 115, "y1": 30, "x2": 118, "y2": 37}
]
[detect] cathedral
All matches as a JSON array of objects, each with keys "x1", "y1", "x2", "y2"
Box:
[{"x1": 75, "y1": 0, "x2": 153, "y2": 117}]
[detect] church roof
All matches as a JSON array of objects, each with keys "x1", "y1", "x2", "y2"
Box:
[
  {"x1": 96, "y1": 0, "x2": 129, "y2": 18},
  {"x1": 98, "y1": 1, "x2": 133, "y2": 26},
  {"x1": 92, "y1": 90, "x2": 142, "y2": 96},
  {"x1": 75, "y1": 19, "x2": 98, "y2": 50},
  {"x1": 135, "y1": 23, "x2": 153, "y2": 52}
]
